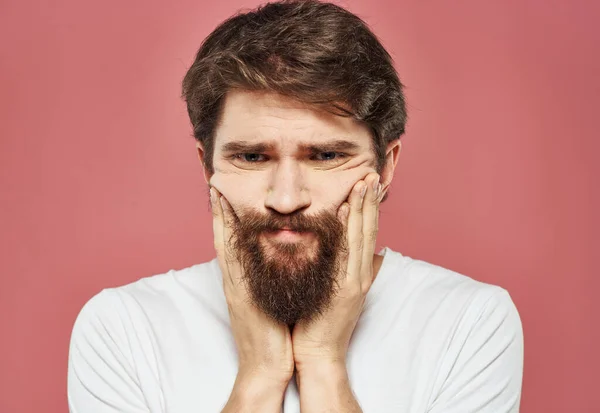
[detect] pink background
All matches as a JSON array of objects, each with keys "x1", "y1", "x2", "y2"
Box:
[{"x1": 1, "y1": 0, "x2": 598, "y2": 412}]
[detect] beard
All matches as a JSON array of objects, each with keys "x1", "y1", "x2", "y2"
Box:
[{"x1": 229, "y1": 206, "x2": 347, "y2": 327}]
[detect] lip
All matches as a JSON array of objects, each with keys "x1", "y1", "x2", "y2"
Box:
[{"x1": 265, "y1": 229, "x2": 311, "y2": 242}]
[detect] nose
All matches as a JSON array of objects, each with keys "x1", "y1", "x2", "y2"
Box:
[{"x1": 264, "y1": 159, "x2": 310, "y2": 215}]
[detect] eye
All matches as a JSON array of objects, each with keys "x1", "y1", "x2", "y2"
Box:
[
  {"x1": 313, "y1": 152, "x2": 346, "y2": 161},
  {"x1": 235, "y1": 153, "x2": 267, "y2": 162}
]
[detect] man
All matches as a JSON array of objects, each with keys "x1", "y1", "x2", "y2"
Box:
[{"x1": 67, "y1": 0, "x2": 524, "y2": 412}]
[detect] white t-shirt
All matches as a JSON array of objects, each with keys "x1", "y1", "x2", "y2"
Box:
[{"x1": 67, "y1": 247, "x2": 523, "y2": 412}]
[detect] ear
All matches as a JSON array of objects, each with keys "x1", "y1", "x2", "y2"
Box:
[
  {"x1": 195, "y1": 141, "x2": 211, "y2": 185},
  {"x1": 379, "y1": 139, "x2": 402, "y2": 201}
]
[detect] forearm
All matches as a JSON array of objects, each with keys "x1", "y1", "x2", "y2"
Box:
[
  {"x1": 296, "y1": 362, "x2": 362, "y2": 413},
  {"x1": 221, "y1": 371, "x2": 288, "y2": 413}
]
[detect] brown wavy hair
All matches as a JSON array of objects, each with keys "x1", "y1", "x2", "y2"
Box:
[{"x1": 181, "y1": 0, "x2": 407, "y2": 174}]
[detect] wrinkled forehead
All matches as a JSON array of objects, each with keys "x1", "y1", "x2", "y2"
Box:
[{"x1": 215, "y1": 90, "x2": 372, "y2": 152}]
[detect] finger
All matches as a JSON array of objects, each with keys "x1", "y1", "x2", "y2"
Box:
[
  {"x1": 337, "y1": 201, "x2": 351, "y2": 261},
  {"x1": 377, "y1": 184, "x2": 388, "y2": 203},
  {"x1": 210, "y1": 187, "x2": 224, "y2": 257},
  {"x1": 346, "y1": 179, "x2": 366, "y2": 283},
  {"x1": 210, "y1": 187, "x2": 231, "y2": 280},
  {"x1": 337, "y1": 201, "x2": 350, "y2": 229},
  {"x1": 219, "y1": 195, "x2": 235, "y2": 259},
  {"x1": 218, "y1": 194, "x2": 243, "y2": 284},
  {"x1": 361, "y1": 173, "x2": 380, "y2": 281}
]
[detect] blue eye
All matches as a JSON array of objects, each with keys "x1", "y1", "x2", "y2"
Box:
[
  {"x1": 232, "y1": 152, "x2": 346, "y2": 165},
  {"x1": 237, "y1": 153, "x2": 266, "y2": 162},
  {"x1": 315, "y1": 152, "x2": 344, "y2": 161}
]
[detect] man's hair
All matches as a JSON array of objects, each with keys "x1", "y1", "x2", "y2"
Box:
[{"x1": 181, "y1": 0, "x2": 407, "y2": 174}]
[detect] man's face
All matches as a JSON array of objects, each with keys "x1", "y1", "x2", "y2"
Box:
[{"x1": 203, "y1": 90, "x2": 388, "y2": 325}]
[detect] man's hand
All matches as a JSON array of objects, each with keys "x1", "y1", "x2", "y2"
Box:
[
  {"x1": 210, "y1": 187, "x2": 294, "y2": 413},
  {"x1": 292, "y1": 172, "x2": 383, "y2": 412},
  {"x1": 292, "y1": 172, "x2": 382, "y2": 367}
]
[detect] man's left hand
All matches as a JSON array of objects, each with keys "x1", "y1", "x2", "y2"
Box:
[{"x1": 292, "y1": 172, "x2": 384, "y2": 372}]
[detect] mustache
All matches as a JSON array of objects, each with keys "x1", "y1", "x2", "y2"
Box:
[
  {"x1": 242, "y1": 212, "x2": 321, "y2": 232},
  {"x1": 232, "y1": 207, "x2": 343, "y2": 234}
]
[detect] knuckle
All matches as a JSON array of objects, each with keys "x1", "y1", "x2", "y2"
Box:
[
  {"x1": 355, "y1": 239, "x2": 364, "y2": 253},
  {"x1": 224, "y1": 253, "x2": 236, "y2": 265}
]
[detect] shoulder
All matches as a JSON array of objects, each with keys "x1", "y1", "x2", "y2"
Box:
[
  {"x1": 117, "y1": 258, "x2": 222, "y2": 306},
  {"x1": 389, "y1": 248, "x2": 518, "y2": 311},
  {"x1": 378, "y1": 248, "x2": 522, "y2": 339},
  {"x1": 67, "y1": 260, "x2": 220, "y2": 411},
  {"x1": 379, "y1": 250, "x2": 523, "y2": 410},
  {"x1": 71, "y1": 258, "x2": 222, "y2": 342}
]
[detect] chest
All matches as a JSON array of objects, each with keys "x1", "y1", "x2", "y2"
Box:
[{"x1": 156, "y1": 327, "x2": 441, "y2": 413}]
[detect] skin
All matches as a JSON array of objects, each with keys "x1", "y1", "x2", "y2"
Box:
[{"x1": 199, "y1": 90, "x2": 401, "y2": 412}]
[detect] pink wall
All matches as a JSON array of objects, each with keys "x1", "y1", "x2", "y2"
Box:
[{"x1": 1, "y1": 0, "x2": 598, "y2": 411}]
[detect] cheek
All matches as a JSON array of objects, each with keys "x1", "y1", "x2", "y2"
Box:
[
  {"x1": 308, "y1": 155, "x2": 377, "y2": 207},
  {"x1": 210, "y1": 166, "x2": 373, "y2": 212},
  {"x1": 307, "y1": 172, "x2": 362, "y2": 207},
  {"x1": 209, "y1": 170, "x2": 267, "y2": 210}
]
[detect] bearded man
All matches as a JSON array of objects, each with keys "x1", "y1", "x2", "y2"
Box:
[{"x1": 67, "y1": 1, "x2": 524, "y2": 412}]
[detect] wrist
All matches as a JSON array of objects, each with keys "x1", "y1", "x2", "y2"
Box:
[
  {"x1": 294, "y1": 355, "x2": 345, "y2": 376},
  {"x1": 295, "y1": 361, "x2": 359, "y2": 412},
  {"x1": 224, "y1": 370, "x2": 290, "y2": 413},
  {"x1": 295, "y1": 358, "x2": 348, "y2": 387},
  {"x1": 237, "y1": 367, "x2": 292, "y2": 391}
]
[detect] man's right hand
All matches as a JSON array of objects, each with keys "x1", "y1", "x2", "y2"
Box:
[{"x1": 210, "y1": 187, "x2": 294, "y2": 412}]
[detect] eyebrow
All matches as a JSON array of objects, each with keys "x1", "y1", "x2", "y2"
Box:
[{"x1": 220, "y1": 139, "x2": 361, "y2": 154}]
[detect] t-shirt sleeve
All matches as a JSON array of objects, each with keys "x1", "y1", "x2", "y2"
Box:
[
  {"x1": 67, "y1": 289, "x2": 151, "y2": 413},
  {"x1": 427, "y1": 288, "x2": 524, "y2": 413}
]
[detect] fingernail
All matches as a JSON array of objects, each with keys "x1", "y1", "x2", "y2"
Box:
[
  {"x1": 377, "y1": 183, "x2": 382, "y2": 198},
  {"x1": 339, "y1": 203, "x2": 350, "y2": 221},
  {"x1": 209, "y1": 188, "x2": 216, "y2": 204},
  {"x1": 219, "y1": 196, "x2": 227, "y2": 211},
  {"x1": 360, "y1": 183, "x2": 367, "y2": 198},
  {"x1": 373, "y1": 176, "x2": 380, "y2": 191}
]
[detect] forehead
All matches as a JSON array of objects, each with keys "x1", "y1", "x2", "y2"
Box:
[{"x1": 215, "y1": 90, "x2": 372, "y2": 148}]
